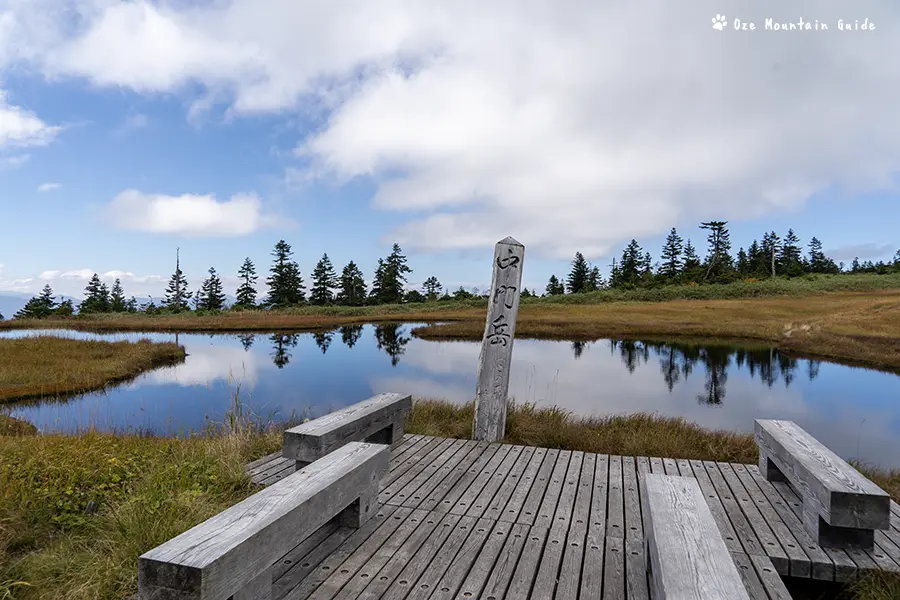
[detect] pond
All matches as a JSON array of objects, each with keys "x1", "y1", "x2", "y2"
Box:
[{"x1": 2, "y1": 325, "x2": 900, "y2": 468}]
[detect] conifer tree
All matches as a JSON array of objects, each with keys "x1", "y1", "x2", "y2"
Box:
[
  {"x1": 760, "y1": 232, "x2": 781, "y2": 277},
  {"x1": 779, "y1": 229, "x2": 803, "y2": 276},
  {"x1": 309, "y1": 254, "x2": 338, "y2": 305},
  {"x1": 80, "y1": 274, "x2": 111, "y2": 314},
  {"x1": 736, "y1": 248, "x2": 750, "y2": 275},
  {"x1": 235, "y1": 257, "x2": 259, "y2": 308},
  {"x1": 197, "y1": 267, "x2": 226, "y2": 310},
  {"x1": 109, "y1": 278, "x2": 127, "y2": 312},
  {"x1": 163, "y1": 252, "x2": 191, "y2": 312},
  {"x1": 567, "y1": 252, "x2": 590, "y2": 293},
  {"x1": 699, "y1": 221, "x2": 732, "y2": 280},
  {"x1": 586, "y1": 266, "x2": 602, "y2": 291},
  {"x1": 368, "y1": 259, "x2": 386, "y2": 304},
  {"x1": 545, "y1": 275, "x2": 565, "y2": 295},
  {"x1": 850, "y1": 257, "x2": 861, "y2": 273},
  {"x1": 14, "y1": 284, "x2": 58, "y2": 319},
  {"x1": 266, "y1": 240, "x2": 305, "y2": 307},
  {"x1": 56, "y1": 299, "x2": 74, "y2": 316},
  {"x1": 422, "y1": 276, "x2": 442, "y2": 301},
  {"x1": 619, "y1": 240, "x2": 643, "y2": 286},
  {"x1": 659, "y1": 227, "x2": 684, "y2": 279},
  {"x1": 380, "y1": 244, "x2": 412, "y2": 304},
  {"x1": 681, "y1": 240, "x2": 701, "y2": 282},
  {"x1": 337, "y1": 261, "x2": 367, "y2": 306}
]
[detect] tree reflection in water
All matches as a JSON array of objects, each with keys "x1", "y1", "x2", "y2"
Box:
[
  {"x1": 340, "y1": 325, "x2": 364, "y2": 349},
  {"x1": 269, "y1": 333, "x2": 299, "y2": 369},
  {"x1": 374, "y1": 323, "x2": 411, "y2": 367},
  {"x1": 313, "y1": 330, "x2": 335, "y2": 354}
]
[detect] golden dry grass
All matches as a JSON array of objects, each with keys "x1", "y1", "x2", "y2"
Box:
[{"x1": 0, "y1": 337, "x2": 186, "y2": 402}]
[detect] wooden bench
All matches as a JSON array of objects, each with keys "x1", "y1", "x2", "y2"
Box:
[
  {"x1": 755, "y1": 419, "x2": 890, "y2": 550},
  {"x1": 642, "y1": 473, "x2": 752, "y2": 599},
  {"x1": 283, "y1": 393, "x2": 412, "y2": 468},
  {"x1": 138, "y1": 441, "x2": 389, "y2": 600}
]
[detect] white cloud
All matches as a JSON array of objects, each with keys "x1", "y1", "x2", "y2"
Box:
[
  {"x1": 826, "y1": 243, "x2": 897, "y2": 263},
  {"x1": 113, "y1": 112, "x2": 150, "y2": 136},
  {"x1": 37, "y1": 182, "x2": 61, "y2": 192},
  {"x1": 105, "y1": 189, "x2": 286, "y2": 237},
  {"x1": 0, "y1": 90, "x2": 60, "y2": 148},
  {"x1": 0, "y1": 153, "x2": 30, "y2": 169},
  {"x1": 2, "y1": 1, "x2": 900, "y2": 257}
]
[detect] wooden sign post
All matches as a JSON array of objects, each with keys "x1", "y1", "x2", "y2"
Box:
[{"x1": 472, "y1": 236, "x2": 525, "y2": 442}]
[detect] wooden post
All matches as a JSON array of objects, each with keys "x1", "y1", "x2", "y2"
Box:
[{"x1": 472, "y1": 236, "x2": 525, "y2": 442}]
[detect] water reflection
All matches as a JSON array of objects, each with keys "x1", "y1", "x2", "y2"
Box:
[{"x1": 2, "y1": 326, "x2": 898, "y2": 468}]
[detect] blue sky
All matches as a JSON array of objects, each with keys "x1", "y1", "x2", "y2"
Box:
[{"x1": 1, "y1": 0, "x2": 898, "y2": 299}]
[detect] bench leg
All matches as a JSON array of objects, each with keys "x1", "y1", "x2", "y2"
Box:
[
  {"x1": 801, "y1": 505, "x2": 875, "y2": 550},
  {"x1": 335, "y1": 486, "x2": 378, "y2": 528},
  {"x1": 233, "y1": 565, "x2": 272, "y2": 600},
  {"x1": 363, "y1": 417, "x2": 406, "y2": 446},
  {"x1": 758, "y1": 453, "x2": 788, "y2": 483}
]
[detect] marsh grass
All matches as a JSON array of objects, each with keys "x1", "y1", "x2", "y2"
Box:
[{"x1": 0, "y1": 336, "x2": 186, "y2": 402}]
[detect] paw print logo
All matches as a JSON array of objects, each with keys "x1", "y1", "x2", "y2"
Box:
[{"x1": 712, "y1": 14, "x2": 727, "y2": 30}]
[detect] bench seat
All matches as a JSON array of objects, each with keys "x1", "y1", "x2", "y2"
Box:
[
  {"x1": 755, "y1": 419, "x2": 890, "y2": 550},
  {"x1": 283, "y1": 393, "x2": 412, "y2": 467},
  {"x1": 138, "y1": 441, "x2": 389, "y2": 600}
]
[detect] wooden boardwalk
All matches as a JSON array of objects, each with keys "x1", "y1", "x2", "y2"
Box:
[{"x1": 244, "y1": 434, "x2": 900, "y2": 599}]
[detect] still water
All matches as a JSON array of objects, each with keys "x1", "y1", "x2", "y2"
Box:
[{"x1": 2, "y1": 325, "x2": 900, "y2": 468}]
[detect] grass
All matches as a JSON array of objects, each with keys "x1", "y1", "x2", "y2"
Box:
[
  {"x1": 1, "y1": 398, "x2": 898, "y2": 598},
  {"x1": 0, "y1": 337, "x2": 186, "y2": 402}
]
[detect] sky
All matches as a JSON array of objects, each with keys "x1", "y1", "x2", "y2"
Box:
[{"x1": 0, "y1": 0, "x2": 899, "y2": 300}]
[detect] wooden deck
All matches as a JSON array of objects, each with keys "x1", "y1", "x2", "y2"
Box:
[{"x1": 244, "y1": 434, "x2": 900, "y2": 599}]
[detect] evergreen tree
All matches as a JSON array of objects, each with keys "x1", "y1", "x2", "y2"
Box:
[
  {"x1": 125, "y1": 296, "x2": 139, "y2": 312},
  {"x1": 567, "y1": 252, "x2": 590, "y2": 293},
  {"x1": 422, "y1": 276, "x2": 442, "y2": 301},
  {"x1": 641, "y1": 252, "x2": 653, "y2": 281},
  {"x1": 109, "y1": 278, "x2": 127, "y2": 312},
  {"x1": 608, "y1": 257, "x2": 622, "y2": 288},
  {"x1": 619, "y1": 240, "x2": 643, "y2": 286},
  {"x1": 56, "y1": 299, "x2": 74, "y2": 317},
  {"x1": 381, "y1": 243, "x2": 412, "y2": 304},
  {"x1": 805, "y1": 237, "x2": 839, "y2": 274},
  {"x1": 14, "y1": 284, "x2": 58, "y2": 319},
  {"x1": 682, "y1": 240, "x2": 701, "y2": 282},
  {"x1": 850, "y1": 257, "x2": 861, "y2": 273},
  {"x1": 760, "y1": 232, "x2": 781, "y2": 277},
  {"x1": 235, "y1": 257, "x2": 259, "y2": 308},
  {"x1": 404, "y1": 290, "x2": 426, "y2": 303},
  {"x1": 779, "y1": 229, "x2": 803, "y2": 276},
  {"x1": 337, "y1": 261, "x2": 367, "y2": 306},
  {"x1": 368, "y1": 259, "x2": 386, "y2": 304},
  {"x1": 736, "y1": 248, "x2": 750, "y2": 276},
  {"x1": 266, "y1": 240, "x2": 305, "y2": 307},
  {"x1": 163, "y1": 255, "x2": 191, "y2": 312},
  {"x1": 309, "y1": 253, "x2": 338, "y2": 305},
  {"x1": 545, "y1": 275, "x2": 565, "y2": 295},
  {"x1": 699, "y1": 221, "x2": 732, "y2": 280},
  {"x1": 586, "y1": 266, "x2": 602, "y2": 291},
  {"x1": 659, "y1": 227, "x2": 684, "y2": 279},
  {"x1": 197, "y1": 267, "x2": 226, "y2": 310},
  {"x1": 79, "y1": 274, "x2": 111, "y2": 314}
]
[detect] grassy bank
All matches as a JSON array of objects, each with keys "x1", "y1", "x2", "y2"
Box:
[
  {"x1": 0, "y1": 337, "x2": 186, "y2": 402},
  {"x1": 2, "y1": 399, "x2": 898, "y2": 599}
]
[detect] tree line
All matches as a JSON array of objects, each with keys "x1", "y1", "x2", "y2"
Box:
[{"x1": 547, "y1": 221, "x2": 900, "y2": 295}]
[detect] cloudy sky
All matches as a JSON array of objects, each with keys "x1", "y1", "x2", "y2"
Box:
[{"x1": 1, "y1": 0, "x2": 898, "y2": 299}]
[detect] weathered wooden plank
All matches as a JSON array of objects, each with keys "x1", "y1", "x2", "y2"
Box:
[
  {"x1": 446, "y1": 444, "x2": 513, "y2": 515},
  {"x1": 518, "y1": 448, "x2": 560, "y2": 526},
  {"x1": 648, "y1": 457, "x2": 665, "y2": 474},
  {"x1": 380, "y1": 438, "x2": 465, "y2": 506},
  {"x1": 534, "y1": 450, "x2": 573, "y2": 530},
  {"x1": 472, "y1": 236, "x2": 525, "y2": 442},
  {"x1": 401, "y1": 441, "x2": 485, "y2": 510},
  {"x1": 451, "y1": 519, "x2": 514, "y2": 600},
  {"x1": 549, "y1": 450, "x2": 583, "y2": 528},
  {"x1": 873, "y1": 531, "x2": 900, "y2": 573},
  {"x1": 497, "y1": 447, "x2": 548, "y2": 523},
  {"x1": 625, "y1": 538, "x2": 650, "y2": 600},
  {"x1": 745, "y1": 464, "x2": 835, "y2": 581},
  {"x1": 556, "y1": 456, "x2": 593, "y2": 600},
  {"x1": 248, "y1": 455, "x2": 294, "y2": 481},
  {"x1": 717, "y1": 462, "x2": 789, "y2": 575},
  {"x1": 662, "y1": 458, "x2": 679, "y2": 476},
  {"x1": 284, "y1": 393, "x2": 412, "y2": 464},
  {"x1": 675, "y1": 459, "x2": 694, "y2": 478},
  {"x1": 622, "y1": 456, "x2": 643, "y2": 541},
  {"x1": 581, "y1": 524, "x2": 605, "y2": 600},
  {"x1": 504, "y1": 525, "x2": 548, "y2": 599},
  {"x1": 730, "y1": 552, "x2": 769, "y2": 600},
  {"x1": 607, "y1": 455, "x2": 626, "y2": 539},
  {"x1": 272, "y1": 523, "x2": 341, "y2": 585},
  {"x1": 701, "y1": 460, "x2": 766, "y2": 557},
  {"x1": 731, "y1": 463, "x2": 812, "y2": 578},
  {"x1": 381, "y1": 436, "x2": 445, "y2": 489},
  {"x1": 479, "y1": 522, "x2": 530, "y2": 600},
  {"x1": 139, "y1": 442, "x2": 389, "y2": 600},
  {"x1": 258, "y1": 462, "x2": 298, "y2": 487},
  {"x1": 397, "y1": 516, "x2": 491, "y2": 600},
  {"x1": 245, "y1": 451, "x2": 283, "y2": 471},
  {"x1": 417, "y1": 443, "x2": 496, "y2": 512},
  {"x1": 359, "y1": 512, "x2": 462, "y2": 600},
  {"x1": 755, "y1": 420, "x2": 890, "y2": 531},
  {"x1": 483, "y1": 445, "x2": 536, "y2": 521},
  {"x1": 589, "y1": 455, "x2": 610, "y2": 533},
  {"x1": 388, "y1": 434, "x2": 421, "y2": 461},
  {"x1": 767, "y1": 476, "x2": 858, "y2": 582},
  {"x1": 531, "y1": 521, "x2": 568, "y2": 599},
  {"x1": 464, "y1": 444, "x2": 525, "y2": 520},
  {"x1": 748, "y1": 553, "x2": 793, "y2": 600},
  {"x1": 305, "y1": 507, "x2": 422, "y2": 600},
  {"x1": 685, "y1": 460, "x2": 743, "y2": 554},
  {"x1": 603, "y1": 535, "x2": 626, "y2": 600},
  {"x1": 642, "y1": 473, "x2": 751, "y2": 600},
  {"x1": 388, "y1": 435, "x2": 428, "y2": 471}
]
